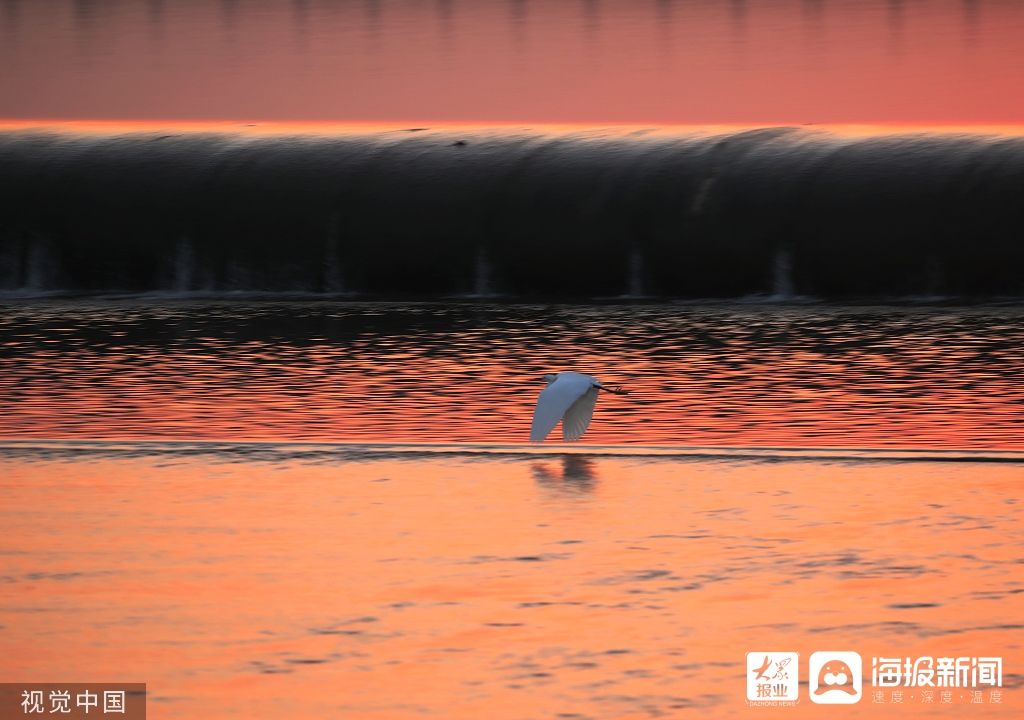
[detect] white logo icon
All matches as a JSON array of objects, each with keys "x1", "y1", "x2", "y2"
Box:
[
  {"x1": 746, "y1": 651, "x2": 799, "y2": 702},
  {"x1": 809, "y1": 651, "x2": 863, "y2": 704}
]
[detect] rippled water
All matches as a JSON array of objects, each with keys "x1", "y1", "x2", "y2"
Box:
[
  {"x1": 2, "y1": 301, "x2": 1023, "y2": 449},
  {"x1": 3, "y1": 301, "x2": 1022, "y2": 717},
  {"x1": 1, "y1": 443, "x2": 1021, "y2": 718}
]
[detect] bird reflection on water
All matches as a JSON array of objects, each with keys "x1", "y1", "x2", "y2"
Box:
[{"x1": 531, "y1": 455, "x2": 599, "y2": 494}]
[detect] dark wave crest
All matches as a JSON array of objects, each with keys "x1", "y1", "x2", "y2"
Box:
[{"x1": 2, "y1": 126, "x2": 1023, "y2": 299}]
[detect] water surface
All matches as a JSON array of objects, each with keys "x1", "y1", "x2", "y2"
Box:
[
  {"x1": 1, "y1": 443, "x2": 1020, "y2": 718},
  {"x1": 2, "y1": 301, "x2": 1022, "y2": 449},
  {"x1": 4, "y1": 126, "x2": 1024, "y2": 299},
  {"x1": 2, "y1": 1, "x2": 1024, "y2": 123}
]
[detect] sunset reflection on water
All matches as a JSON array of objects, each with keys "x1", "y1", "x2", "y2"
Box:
[
  {"x1": 1, "y1": 301, "x2": 1022, "y2": 449},
  {"x1": 2, "y1": 301, "x2": 1022, "y2": 717},
  {"x1": 0, "y1": 447, "x2": 1020, "y2": 718},
  {"x1": 4, "y1": 0, "x2": 1024, "y2": 716},
  {"x1": 2, "y1": 0, "x2": 1023, "y2": 125}
]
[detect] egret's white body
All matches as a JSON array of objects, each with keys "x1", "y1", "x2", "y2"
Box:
[{"x1": 529, "y1": 372, "x2": 625, "y2": 442}]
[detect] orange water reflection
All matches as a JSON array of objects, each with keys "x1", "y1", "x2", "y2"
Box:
[
  {"x1": 2, "y1": 1, "x2": 1024, "y2": 125},
  {"x1": 0, "y1": 449, "x2": 1021, "y2": 718},
  {"x1": 4, "y1": 119, "x2": 1024, "y2": 138},
  {"x1": 2, "y1": 303, "x2": 1022, "y2": 450}
]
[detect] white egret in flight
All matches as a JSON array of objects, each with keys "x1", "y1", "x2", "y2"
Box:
[{"x1": 529, "y1": 372, "x2": 628, "y2": 442}]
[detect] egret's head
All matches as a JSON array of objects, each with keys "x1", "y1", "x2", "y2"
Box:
[{"x1": 542, "y1": 373, "x2": 558, "y2": 385}]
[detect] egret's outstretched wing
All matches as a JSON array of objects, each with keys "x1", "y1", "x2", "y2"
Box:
[
  {"x1": 562, "y1": 386, "x2": 599, "y2": 441},
  {"x1": 529, "y1": 373, "x2": 595, "y2": 442}
]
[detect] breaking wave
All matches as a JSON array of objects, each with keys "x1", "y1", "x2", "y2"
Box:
[{"x1": 1, "y1": 126, "x2": 1023, "y2": 299}]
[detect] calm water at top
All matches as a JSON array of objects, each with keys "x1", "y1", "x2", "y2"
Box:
[
  {"x1": 2, "y1": 301, "x2": 1022, "y2": 449},
  {"x1": 2, "y1": 0, "x2": 1024, "y2": 123}
]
